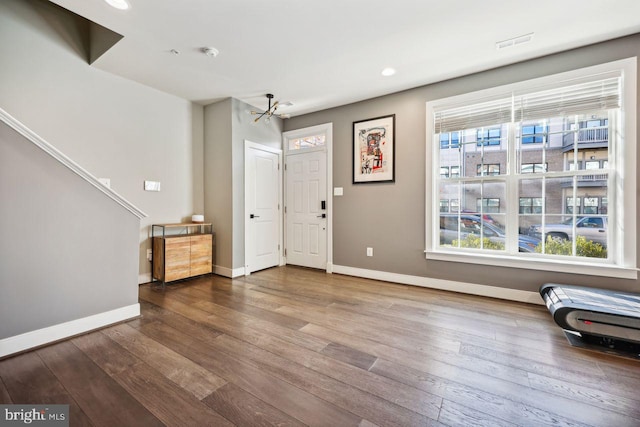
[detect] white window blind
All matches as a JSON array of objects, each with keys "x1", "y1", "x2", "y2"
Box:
[
  {"x1": 433, "y1": 75, "x2": 621, "y2": 133},
  {"x1": 514, "y1": 77, "x2": 621, "y2": 121},
  {"x1": 433, "y1": 98, "x2": 512, "y2": 134}
]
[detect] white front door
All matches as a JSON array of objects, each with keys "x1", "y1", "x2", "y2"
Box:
[
  {"x1": 245, "y1": 142, "x2": 281, "y2": 274},
  {"x1": 286, "y1": 150, "x2": 327, "y2": 269}
]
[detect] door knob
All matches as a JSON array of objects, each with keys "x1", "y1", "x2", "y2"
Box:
[
  {"x1": 250, "y1": 214, "x2": 260, "y2": 219},
  {"x1": 317, "y1": 213, "x2": 327, "y2": 218}
]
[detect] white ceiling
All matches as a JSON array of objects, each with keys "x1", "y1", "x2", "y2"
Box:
[{"x1": 50, "y1": 0, "x2": 640, "y2": 117}]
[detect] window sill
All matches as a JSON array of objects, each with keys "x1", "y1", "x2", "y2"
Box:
[{"x1": 425, "y1": 250, "x2": 637, "y2": 280}]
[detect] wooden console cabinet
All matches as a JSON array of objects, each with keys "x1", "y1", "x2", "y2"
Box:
[{"x1": 152, "y1": 223, "x2": 214, "y2": 284}]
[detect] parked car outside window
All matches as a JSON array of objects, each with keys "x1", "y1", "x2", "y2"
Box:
[
  {"x1": 527, "y1": 216, "x2": 607, "y2": 247},
  {"x1": 440, "y1": 214, "x2": 540, "y2": 252}
]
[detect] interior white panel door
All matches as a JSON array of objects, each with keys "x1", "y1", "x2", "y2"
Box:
[
  {"x1": 286, "y1": 150, "x2": 327, "y2": 269},
  {"x1": 246, "y1": 146, "x2": 280, "y2": 273}
]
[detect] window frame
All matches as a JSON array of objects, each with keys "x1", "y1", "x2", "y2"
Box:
[{"x1": 425, "y1": 58, "x2": 637, "y2": 279}]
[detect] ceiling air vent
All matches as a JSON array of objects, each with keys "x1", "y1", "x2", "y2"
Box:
[{"x1": 496, "y1": 33, "x2": 534, "y2": 50}]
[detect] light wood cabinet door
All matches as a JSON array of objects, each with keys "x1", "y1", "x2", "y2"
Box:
[
  {"x1": 190, "y1": 234, "x2": 213, "y2": 276},
  {"x1": 164, "y1": 236, "x2": 191, "y2": 282}
]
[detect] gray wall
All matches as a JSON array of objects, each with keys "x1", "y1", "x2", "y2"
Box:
[
  {"x1": 0, "y1": 120, "x2": 139, "y2": 339},
  {"x1": 0, "y1": 0, "x2": 203, "y2": 282},
  {"x1": 285, "y1": 34, "x2": 640, "y2": 293},
  {"x1": 230, "y1": 98, "x2": 282, "y2": 270},
  {"x1": 204, "y1": 99, "x2": 233, "y2": 270},
  {"x1": 204, "y1": 98, "x2": 282, "y2": 273}
]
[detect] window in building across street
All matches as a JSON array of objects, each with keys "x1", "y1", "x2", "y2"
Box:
[
  {"x1": 519, "y1": 197, "x2": 543, "y2": 214},
  {"x1": 426, "y1": 58, "x2": 636, "y2": 278},
  {"x1": 477, "y1": 164, "x2": 500, "y2": 176},
  {"x1": 440, "y1": 132, "x2": 460, "y2": 149},
  {"x1": 566, "y1": 197, "x2": 581, "y2": 214},
  {"x1": 476, "y1": 128, "x2": 501, "y2": 146},
  {"x1": 583, "y1": 197, "x2": 600, "y2": 214},
  {"x1": 477, "y1": 198, "x2": 500, "y2": 213},
  {"x1": 521, "y1": 163, "x2": 547, "y2": 174},
  {"x1": 521, "y1": 124, "x2": 547, "y2": 144}
]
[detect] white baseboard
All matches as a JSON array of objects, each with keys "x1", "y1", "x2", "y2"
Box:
[
  {"x1": 326, "y1": 262, "x2": 333, "y2": 273},
  {"x1": 215, "y1": 265, "x2": 246, "y2": 278},
  {"x1": 138, "y1": 273, "x2": 152, "y2": 284},
  {"x1": 332, "y1": 265, "x2": 543, "y2": 305},
  {"x1": 0, "y1": 304, "x2": 140, "y2": 358}
]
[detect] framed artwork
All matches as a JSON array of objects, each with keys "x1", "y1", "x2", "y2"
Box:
[{"x1": 353, "y1": 114, "x2": 395, "y2": 184}]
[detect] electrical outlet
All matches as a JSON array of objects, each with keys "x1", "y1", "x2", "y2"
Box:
[{"x1": 366, "y1": 247, "x2": 373, "y2": 257}]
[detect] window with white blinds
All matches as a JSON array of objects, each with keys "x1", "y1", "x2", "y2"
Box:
[{"x1": 425, "y1": 58, "x2": 637, "y2": 278}]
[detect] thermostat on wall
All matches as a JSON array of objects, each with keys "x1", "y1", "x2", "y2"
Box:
[{"x1": 144, "y1": 180, "x2": 161, "y2": 191}]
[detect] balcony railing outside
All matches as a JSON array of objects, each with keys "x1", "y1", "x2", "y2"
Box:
[{"x1": 563, "y1": 127, "x2": 609, "y2": 147}]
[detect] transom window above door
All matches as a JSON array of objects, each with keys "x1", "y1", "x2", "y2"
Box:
[{"x1": 288, "y1": 134, "x2": 326, "y2": 150}]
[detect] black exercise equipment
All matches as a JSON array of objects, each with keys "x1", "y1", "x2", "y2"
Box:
[{"x1": 540, "y1": 283, "x2": 640, "y2": 359}]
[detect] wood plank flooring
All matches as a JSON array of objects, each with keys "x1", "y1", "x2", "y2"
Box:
[{"x1": 2, "y1": 266, "x2": 640, "y2": 426}]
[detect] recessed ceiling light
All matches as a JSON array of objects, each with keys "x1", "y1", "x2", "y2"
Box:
[
  {"x1": 381, "y1": 67, "x2": 396, "y2": 77},
  {"x1": 104, "y1": 0, "x2": 130, "y2": 10}
]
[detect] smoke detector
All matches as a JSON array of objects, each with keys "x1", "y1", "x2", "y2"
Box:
[{"x1": 202, "y1": 47, "x2": 220, "y2": 58}]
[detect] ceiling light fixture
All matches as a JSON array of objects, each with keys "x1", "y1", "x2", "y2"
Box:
[
  {"x1": 496, "y1": 33, "x2": 534, "y2": 50},
  {"x1": 250, "y1": 94, "x2": 279, "y2": 123},
  {"x1": 104, "y1": 0, "x2": 130, "y2": 10},
  {"x1": 381, "y1": 67, "x2": 396, "y2": 77}
]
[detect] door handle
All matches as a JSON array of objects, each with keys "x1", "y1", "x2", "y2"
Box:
[
  {"x1": 250, "y1": 214, "x2": 260, "y2": 219},
  {"x1": 317, "y1": 213, "x2": 326, "y2": 218}
]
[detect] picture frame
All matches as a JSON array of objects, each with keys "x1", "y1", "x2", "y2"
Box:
[{"x1": 353, "y1": 114, "x2": 395, "y2": 184}]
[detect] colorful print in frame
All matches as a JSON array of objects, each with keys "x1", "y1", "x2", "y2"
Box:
[{"x1": 353, "y1": 114, "x2": 395, "y2": 183}]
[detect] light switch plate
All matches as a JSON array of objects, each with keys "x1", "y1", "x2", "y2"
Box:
[
  {"x1": 334, "y1": 187, "x2": 344, "y2": 196},
  {"x1": 144, "y1": 180, "x2": 161, "y2": 191}
]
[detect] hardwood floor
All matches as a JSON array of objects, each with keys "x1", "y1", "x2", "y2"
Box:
[{"x1": 2, "y1": 266, "x2": 640, "y2": 426}]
